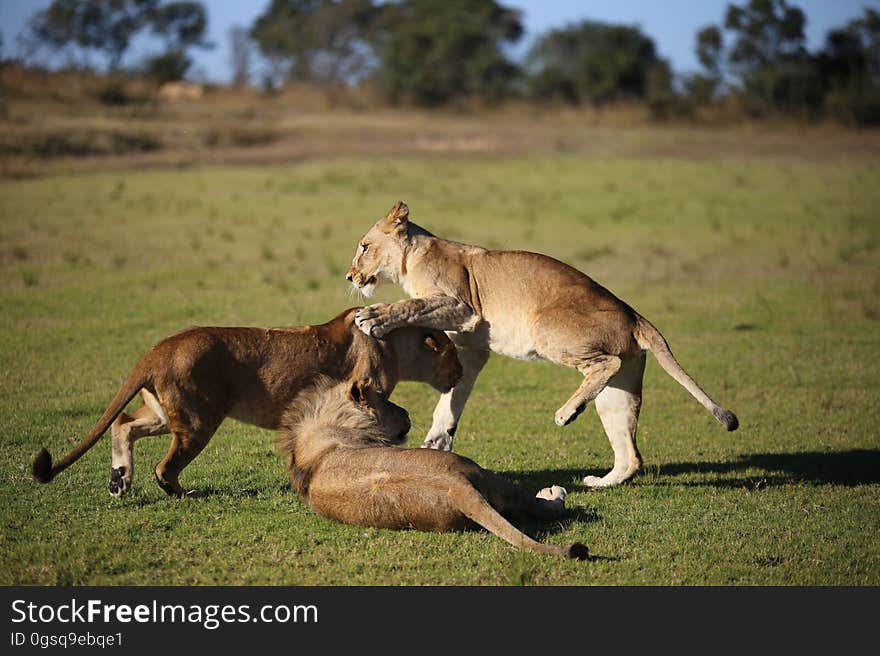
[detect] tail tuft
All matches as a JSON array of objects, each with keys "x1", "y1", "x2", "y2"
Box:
[
  {"x1": 567, "y1": 543, "x2": 590, "y2": 561},
  {"x1": 32, "y1": 448, "x2": 54, "y2": 483},
  {"x1": 713, "y1": 407, "x2": 739, "y2": 432}
]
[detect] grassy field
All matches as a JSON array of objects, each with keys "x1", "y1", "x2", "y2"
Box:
[{"x1": 1, "y1": 151, "x2": 878, "y2": 585}]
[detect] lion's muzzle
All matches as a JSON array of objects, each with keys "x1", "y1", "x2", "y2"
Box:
[{"x1": 345, "y1": 269, "x2": 376, "y2": 288}]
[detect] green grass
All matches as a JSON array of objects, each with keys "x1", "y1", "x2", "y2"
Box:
[{"x1": 1, "y1": 154, "x2": 878, "y2": 585}]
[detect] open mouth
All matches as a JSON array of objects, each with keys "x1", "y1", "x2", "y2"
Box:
[{"x1": 347, "y1": 274, "x2": 378, "y2": 298}]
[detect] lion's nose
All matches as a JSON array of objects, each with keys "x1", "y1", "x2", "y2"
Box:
[{"x1": 345, "y1": 272, "x2": 353, "y2": 282}]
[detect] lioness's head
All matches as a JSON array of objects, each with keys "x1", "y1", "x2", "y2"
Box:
[
  {"x1": 387, "y1": 327, "x2": 462, "y2": 393},
  {"x1": 348, "y1": 379, "x2": 411, "y2": 444},
  {"x1": 346, "y1": 201, "x2": 411, "y2": 297}
]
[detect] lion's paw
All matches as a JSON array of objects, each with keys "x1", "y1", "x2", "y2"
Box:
[
  {"x1": 536, "y1": 485, "x2": 568, "y2": 502},
  {"x1": 355, "y1": 305, "x2": 393, "y2": 338},
  {"x1": 554, "y1": 402, "x2": 586, "y2": 427},
  {"x1": 583, "y1": 474, "x2": 620, "y2": 489},
  {"x1": 421, "y1": 432, "x2": 454, "y2": 451},
  {"x1": 108, "y1": 466, "x2": 129, "y2": 498}
]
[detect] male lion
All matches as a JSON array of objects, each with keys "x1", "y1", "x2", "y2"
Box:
[
  {"x1": 32, "y1": 307, "x2": 462, "y2": 497},
  {"x1": 346, "y1": 202, "x2": 739, "y2": 488},
  {"x1": 280, "y1": 377, "x2": 589, "y2": 560}
]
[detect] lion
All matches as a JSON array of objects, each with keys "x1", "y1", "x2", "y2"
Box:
[
  {"x1": 345, "y1": 201, "x2": 739, "y2": 488},
  {"x1": 31, "y1": 307, "x2": 462, "y2": 498},
  {"x1": 279, "y1": 377, "x2": 590, "y2": 560}
]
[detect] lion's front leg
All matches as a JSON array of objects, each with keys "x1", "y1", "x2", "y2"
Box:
[
  {"x1": 355, "y1": 295, "x2": 477, "y2": 338},
  {"x1": 423, "y1": 347, "x2": 489, "y2": 450}
]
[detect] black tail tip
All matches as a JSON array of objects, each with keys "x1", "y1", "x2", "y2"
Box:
[
  {"x1": 713, "y1": 408, "x2": 739, "y2": 432},
  {"x1": 567, "y1": 543, "x2": 590, "y2": 561},
  {"x1": 32, "y1": 448, "x2": 53, "y2": 483}
]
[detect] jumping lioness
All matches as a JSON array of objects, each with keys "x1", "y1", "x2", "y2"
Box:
[
  {"x1": 346, "y1": 202, "x2": 739, "y2": 488},
  {"x1": 280, "y1": 377, "x2": 589, "y2": 560},
  {"x1": 32, "y1": 308, "x2": 462, "y2": 497}
]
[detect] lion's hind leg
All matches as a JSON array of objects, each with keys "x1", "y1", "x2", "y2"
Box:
[
  {"x1": 584, "y1": 351, "x2": 646, "y2": 489},
  {"x1": 109, "y1": 396, "x2": 169, "y2": 498},
  {"x1": 154, "y1": 408, "x2": 222, "y2": 498},
  {"x1": 553, "y1": 354, "x2": 622, "y2": 427},
  {"x1": 449, "y1": 481, "x2": 588, "y2": 559},
  {"x1": 479, "y1": 472, "x2": 569, "y2": 521}
]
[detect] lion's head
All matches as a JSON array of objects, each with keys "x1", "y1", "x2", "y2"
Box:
[
  {"x1": 345, "y1": 201, "x2": 412, "y2": 297},
  {"x1": 386, "y1": 327, "x2": 462, "y2": 393}
]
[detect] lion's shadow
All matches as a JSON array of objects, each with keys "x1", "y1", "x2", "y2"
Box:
[{"x1": 499, "y1": 448, "x2": 880, "y2": 492}]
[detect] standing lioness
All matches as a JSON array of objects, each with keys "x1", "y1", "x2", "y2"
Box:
[
  {"x1": 32, "y1": 308, "x2": 461, "y2": 497},
  {"x1": 346, "y1": 202, "x2": 738, "y2": 488}
]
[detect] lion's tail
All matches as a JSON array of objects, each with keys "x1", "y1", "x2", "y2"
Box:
[
  {"x1": 449, "y1": 484, "x2": 589, "y2": 560},
  {"x1": 32, "y1": 363, "x2": 148, "y2": 484},
  {"x1": 633, "y1": 315, "x2": 738, "y2": 431}
]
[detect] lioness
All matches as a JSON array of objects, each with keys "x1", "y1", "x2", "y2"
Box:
[
  {"x1": 280, "y1": 377, "x2": 589, "y2": 559},
  {"x1": 346, "y1": 202, "x2": 739, "y2": 488},
  {"x1": 32, "y1": 307, "x2": 462, "y2": 497}
]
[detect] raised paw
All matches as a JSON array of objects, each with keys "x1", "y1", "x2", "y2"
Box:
[
  {"x1": 554, "y1": 402, "x2": 586, "y2": 427},
  {"x1": 421, "y1": 431, "x2": 454, "y2": 451},
  {"x1": 108, "y1": 466, "x2": 129, "y2": 498},
  {"x1": 354, "y1": 304, "x2": 393, "y2": 338}
]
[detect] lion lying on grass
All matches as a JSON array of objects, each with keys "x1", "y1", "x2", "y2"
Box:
[
  {"x1": 279, "y1": 377, "x2": 590, "y2": 560},
  {"x1": 32, "y1": 308, "x2": 461, "y2": 498}
]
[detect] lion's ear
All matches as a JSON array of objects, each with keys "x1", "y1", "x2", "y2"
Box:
[{"x1": 381, "y1": 201, "x2": 409, "y2": 234}]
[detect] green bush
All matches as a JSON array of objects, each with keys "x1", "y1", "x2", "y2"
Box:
[
  {"x1": 826, "y1": 80, "x2": 880, "y2": 126},
  {"x1": 145, "y1": 50, "x2": 192, "y2": 85}
]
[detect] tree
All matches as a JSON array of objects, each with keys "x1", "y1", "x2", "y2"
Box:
[
  {"x1": 144, "y1": 49, "x2": 191, "y2": 83},
  {"x1": 686, "y1": 25, "x2": 726, "y2": 104},
  {"x1": 150, "y1": 1, "x2": 210, "y2": 51},
  {"x1": 645, "y1": 59, "x2": 686, "y2": 119},
  {"x1": 692, "y1": 0, "x2": 827, "y2": 114},
  {"x1": 369, "y1": 0, "x2": 523, "y2": 105},
  {"x1": 819, "y1": 8, "x2": 880, "y2": 125},
  {"x1": 721, "y1": 0, "x2": 823, "y2": 111},
  {"x1": 28, "y1": 0, "x2": 159, "y2": 71},
  {"x1": 145, "y1": 1, "x2": 211, "y2": 83},
  {"x1": 724, "y1": 0, "x2": 807, "y2": 68},
  {"x1": 696, "y1": 25, "x2": 724, "y2": 77},
  {"x1": 27, "y1": 0, "x2": 209, "y2": 75},
  {"x1": 228, "y1": 25, "x2": 253, "y2": 87},
  {"x1": 820, "y1": 8, "x2": 879, "y2": 84},
  {"x1": 250, "y1": 0, "x2": 376, "y2": 87},
  {"x1": 526, "y1": 20, "x2": 663, "y2": 105}
]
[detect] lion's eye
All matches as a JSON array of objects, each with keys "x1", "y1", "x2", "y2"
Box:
[{"x1": 361, "y1": 243, "x2": 369, "y2": 253}]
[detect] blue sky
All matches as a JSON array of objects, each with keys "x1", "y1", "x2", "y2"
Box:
[{"x1": 1, "y1": 0, "x2": 875, "y2": 82}]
